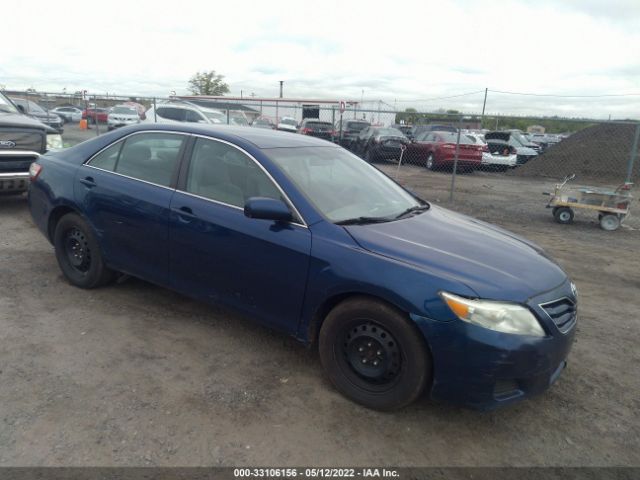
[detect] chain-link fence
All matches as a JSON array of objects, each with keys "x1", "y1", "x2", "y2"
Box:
[{"x1": 4, "y1": 89, "x2": 639, "y2": 200}]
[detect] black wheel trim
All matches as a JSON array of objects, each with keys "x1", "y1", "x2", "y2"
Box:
[
  {"x1": 64, "y1": 227, "x2": 92, "y2": 274},
  {"x1": 337, "y1": 319, "x2": 403, "y2": 392}
]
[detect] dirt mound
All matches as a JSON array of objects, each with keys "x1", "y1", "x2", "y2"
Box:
[{"x1": 510, "y1": 123, "x2": 639, "y2": 183}]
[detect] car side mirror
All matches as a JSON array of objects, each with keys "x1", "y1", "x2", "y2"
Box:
[
  {"x1": 244, "y1": 197, "x2": 293, "y2": 222},
  {"x1": 17, "y1": 104, "x2": 25, "y2": 113}
]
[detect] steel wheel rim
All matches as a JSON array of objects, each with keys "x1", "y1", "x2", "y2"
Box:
[
  {"x1": 64, "y1": 227, "x2": 91, "y2": 273},
  {"x1": 426, "y1": 155, "x2": 433, "y2": 169},
  {"x1": 601, "y1": 216, "x2": 619, "y2": 230},
  {"x1": 342, "y1": 321, "x2": 401, "y2": 385},
  {"x1": 559, "y1": 211, "x2": 571, "y2": 222}
]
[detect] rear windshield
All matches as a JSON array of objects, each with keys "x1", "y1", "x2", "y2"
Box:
[
  {"x1": 345, "y1": 121, "x2": 369, "y2": 131},
  {"x1": 305, "y1": 122, "x2": 332, "y2": 128},
  {"x1": 375, "y1": 128, "x2": 405, "y2": 137},
  {"x1": 438, "y1": 132, "x2": 474, "y2": 144}
]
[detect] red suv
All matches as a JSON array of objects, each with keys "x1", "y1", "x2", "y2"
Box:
[
  {"x1": 407, "y1": 131, "x2": 483, "y2": 172},
  {"x1": 82, "y1": 108, "x2": 109, "y2": 124}
]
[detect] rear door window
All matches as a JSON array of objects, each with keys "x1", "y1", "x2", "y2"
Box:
[
  {"x1": 113, "y1": 133, "x2": 186, "y2": 187},
  {"x1": 88, "y1": 142, "x2": 122, "y2": 171}
]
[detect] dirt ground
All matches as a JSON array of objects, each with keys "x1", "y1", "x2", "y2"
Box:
[{"x1": 0, "y1": 151, "x2": 639, "y2": 467}]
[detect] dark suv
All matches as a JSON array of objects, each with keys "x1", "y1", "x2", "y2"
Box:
[
  {"x1": 0, "y1": 91, "x2": 61, "y2": 194},
  {"x1": 334, "y1": 119, "x2": 370, "y2": 149},
  {"x1": 298, "y1": 119, "x2": 335, "y2": 141}
]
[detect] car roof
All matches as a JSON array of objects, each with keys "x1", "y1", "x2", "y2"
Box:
[{"x1": 125, "y1": 122, "x2": 334, "y2": 148}]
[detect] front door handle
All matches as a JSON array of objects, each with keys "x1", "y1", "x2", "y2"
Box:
[{"x1": 79, "y1": 176, "x2": 96, "y2": 188}]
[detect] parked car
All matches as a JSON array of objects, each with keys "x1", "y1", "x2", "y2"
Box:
[
  {"x1": 251, "y1": 117, "x2": 276, "y2": 129},
  {"x1": 334, "y1": 119, "x2": 370, "y2": 149},
  {"x1": 10, "y1": 97, "x2": 64, "y2": 133},
  {"x1": 464, "y1": 133, "x2": 516, "y2": 171},
  {"x1": 50, "y1": 106, "x2": 83, "y2": 123},
  {"x1": 28, "y1": 122, "x2": 577, "y2": 411},
  {"x1": 406, "y1": 131, "x2": 483, "y2": 171},
  {"x1": 410, "y1": 123, "x2": 458, "y2": 140},
  {"x1": 144, "y1": 101, "x2": 249, "y2": 126},
  {"x1": 82, "y1": 108, "x2": 109, "y2": 124},
  {"x1": 353, "y1": 126, "x2": 409, "y2": 162},
  {"x1": 107, "y1": 105, "x2": 141, "y2": 131},
  {"x1": 0, "y1": 90, "x2": 62, "y2": 194},
  {"x1": 276, "y1": 117, "x2": 298, "y2": 132},
  {"x1": 485, "y1": 131, "x2": 538, "y2": 165},
  {"x1": 298, "y1": 119, "x2": 335, "y2": 141},
  {"x1": 506, "y1": 129, "x2": 542, "y2": 153}
]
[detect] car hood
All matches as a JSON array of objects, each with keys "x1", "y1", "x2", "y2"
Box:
[
  {"x1": 0, "y1": 111, "x2": 55, "y2": 133},
  {"x1": 344, "y1": 205, "x2": 567, "y2": 301}
]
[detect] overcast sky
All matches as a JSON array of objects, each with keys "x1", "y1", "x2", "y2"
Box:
[{"x1": 2, "y1": 0, "x2": 639, "y2": 118}]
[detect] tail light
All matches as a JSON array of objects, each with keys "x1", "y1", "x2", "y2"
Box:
[
  {"x1": 482, "y1": 145, "x2": 489, "y2": 152},
  {"x1": 330, "y1": 130, "x2": 337, "y2": 136},
  {"x1": 29, "y1": 162, "x2": 42, "y2": 182},
  {"x1": 373, "y1": 136, "x2": 381, "y2": 143},
  {"x1": 442, "y1": 143, "x2": 456, "y2": 149},
  {"x1": 301, "y1": 128, "x2": 312, "y2": 134}
]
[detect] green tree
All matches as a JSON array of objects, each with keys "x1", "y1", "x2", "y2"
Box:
[{"x1": 187, "y1": 70, "x2": 230, "y2": 96}]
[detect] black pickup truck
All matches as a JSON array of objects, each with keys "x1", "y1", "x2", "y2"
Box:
[{"x1": 0, "y1": 91, "x2": 62, "y2": 193}]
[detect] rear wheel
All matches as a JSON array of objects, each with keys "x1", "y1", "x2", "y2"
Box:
[
  {"x1": 553, "y1": 207, "x2": 574, "y2": 224},
  {"x1": 425, "y1": 153, "x2": 435, "y2": 170},
  {"x1": 319, "y1": 297, "x2": 431, "y2": 411},
  {"x1": 599, "y1": 214, "x2": 620, "y2": 231},
  {"x1": 53, "y1": 213, "x2": 115, "y2": 288}
]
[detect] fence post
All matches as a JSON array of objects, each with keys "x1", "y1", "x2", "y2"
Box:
[
  {"x1": 626, "y1": 122, "x2": 640, "y2": 183},
  {"x1": 449, "y1": 115, "x2": 463, "y2": 202},
  {"x1": 153, "y1": 97, "x2": 157, "y2": 123},
  {"x1": 94, "y1": 95, "x2": 100, "y2": 137}
]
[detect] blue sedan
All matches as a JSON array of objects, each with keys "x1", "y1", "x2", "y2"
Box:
[{"x1": 28, "y1": 123, "x2": 577, "y2": 410}]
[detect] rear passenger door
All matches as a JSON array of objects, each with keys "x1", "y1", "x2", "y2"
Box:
[{"x1": 76, "y1": 131, "x2": 188, "y2": 285}]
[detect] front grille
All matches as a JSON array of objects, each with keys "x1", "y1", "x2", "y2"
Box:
[
  {"x1": 0, "y1": 129, "x2": 45, "y2": 152},
  {"x1": 540, "y1": 298, "x2": 577, "y2": 333}
]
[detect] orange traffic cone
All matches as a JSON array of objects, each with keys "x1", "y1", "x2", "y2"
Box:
[{"x1": 79, "y1": 119, "x2": 88, "y2": 130}]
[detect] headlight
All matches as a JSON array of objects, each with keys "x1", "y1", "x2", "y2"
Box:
[
  {"x1": 441, "y1": 292, "x2": 545, "y2": 337},
  {"x1": 46, "y1": 133, "x2": 63, "y2": 150}
]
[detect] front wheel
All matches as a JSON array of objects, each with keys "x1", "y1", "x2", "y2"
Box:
[
  {"x1": 53, "y1": 213, "x2": 115, "y2": 288},
  {"x1": 319, "y1": 297, "x2": 431, "y2": 410},
  {"x1": 553, "y1": 207, "x2": 574, "y2": 224}
]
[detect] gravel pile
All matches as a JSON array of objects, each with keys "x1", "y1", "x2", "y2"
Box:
[{"x1": 510, "y1": 122, "x2": 639, "y2": 183}]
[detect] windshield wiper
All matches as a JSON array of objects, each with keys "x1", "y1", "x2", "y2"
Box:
[
  {"x1": 335, "y1": 216, "x2": 393, "y2": 225},
  {"x1": 393, "y1": 204, "x2": 430, "y2": 220}
]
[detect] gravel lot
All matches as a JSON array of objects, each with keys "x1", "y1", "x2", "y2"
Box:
[{"x1": 0, "y1": 135, "x2": 639, "y2": 467}]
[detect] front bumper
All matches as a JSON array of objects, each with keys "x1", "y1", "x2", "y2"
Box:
[
  {"x1": 0, "y1": 171, "x2": 30, "y2": 192},
  {"x1": 412, "y1": 280, "x2": 577, "y2": 410}
]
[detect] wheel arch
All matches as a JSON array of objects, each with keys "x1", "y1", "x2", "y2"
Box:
[
  {"x1": 47, "y1": 205, "x2": 79, "y2": 242},
  {"x1": 306, "y1": 291, "x2": 427, "y2": 350}
]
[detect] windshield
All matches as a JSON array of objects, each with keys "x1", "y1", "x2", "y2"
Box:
[
  {"x1": 0, "y1": 92, "x2": 19, "y2": 114},
  {"x1": 112, "y1": 106, "x2": 138, "y2": 115},
  {"x1": 229, "y1": 114, "x2": 249, "y2": 126},
  {"x1": 203, "y1": 110, "x2": 226, "y2": 123},
  {"x1": 266, "y1": 147, "x2": 421, "y2": 223},
  {"x1": 511, "y1": 132, "x2": 530, "y2": 145}
]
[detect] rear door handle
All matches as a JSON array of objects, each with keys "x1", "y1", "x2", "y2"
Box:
[
  {"x1": 79, "y1": 176, "x2": 96, "y2": 188},
  {"x1": 172, "y1": 206, "x2": 196, "y2": 222}
]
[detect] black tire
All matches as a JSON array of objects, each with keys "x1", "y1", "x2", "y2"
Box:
[
  {"x1": 319, "y1": 297, "x2": 431, "y2": 411},
  {"x1": 553, "y1": 207, "x2": 574, "y2": 224},
  {"x1": 53, "y1": 213, "x2": 115, "y2": 288},
  {"x1": 364, "y1": 148, "x2": 376, "y2": 163},
  {"x1": 599, "y1": 214, "x2": 620, "y2": 231},
  {"x1": 425, "y1": 153, "x2": 435, "y2": 170}
]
